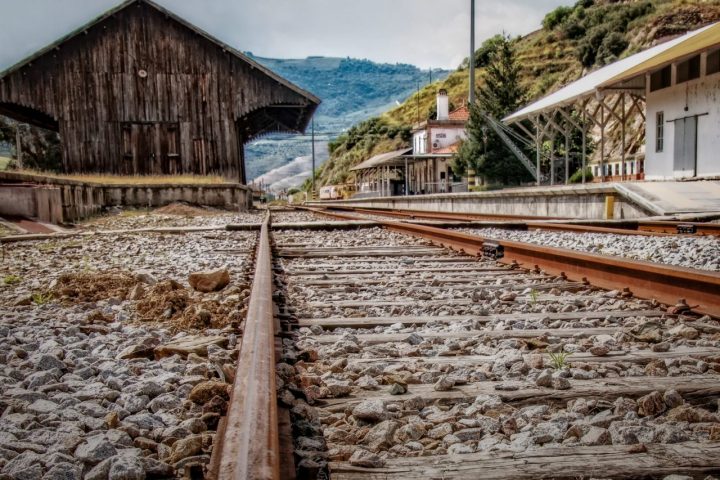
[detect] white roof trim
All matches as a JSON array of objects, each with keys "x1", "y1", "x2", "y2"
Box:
[{"x1": 503, "y1": 24, "x2": 714, "y2": 123}]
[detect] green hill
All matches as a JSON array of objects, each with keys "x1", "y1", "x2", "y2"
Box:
[
  {"x1": 243, "y1": 55, "x2": 449, "y2": 182},
  {"x1": 313, "y1": 0, "x2": 720, "y2": 189}
]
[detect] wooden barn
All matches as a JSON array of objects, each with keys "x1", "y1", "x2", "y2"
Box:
[{"x1": 0, "y1": 0, "x2": 320, "y2": 182}]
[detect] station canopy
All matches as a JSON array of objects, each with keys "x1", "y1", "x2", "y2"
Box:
[
  {"x1": 504, "y1": 23, "x2": 720, "y2": 124},
  {"x1": 350, "y1": 148, "x2": 412, "y2": 171}
]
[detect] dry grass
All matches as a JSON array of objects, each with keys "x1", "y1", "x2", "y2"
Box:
[
  {"x1": 14, "y1": 169, "x2": 232, "y2": 185},
  {"x1": 136, "y1": 280, "x2": 243, "y2": 332},
  {"x1": 52, "y1": 271, "x2": 138, "y2": 302}
]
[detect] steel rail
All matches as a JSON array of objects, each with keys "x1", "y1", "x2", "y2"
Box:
[
  {"x1": 320, "y1": 206, "x2": 720, "y2": 237},
  {"x1": 304, "y1": 207, "x2": 720, "y2": 317},
  {"x1": 326, "y1": 206, "x2": 565, "y2": 222},
  {"x1": 638, "y1": 220, "x2": 720, "y2": 236},
  {"x1": 215, "y1": 213, "x2": 280, "y2": 480}
]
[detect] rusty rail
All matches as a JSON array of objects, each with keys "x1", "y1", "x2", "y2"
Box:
[
  {"x1": 215, "y1": 213, "x2": 280, "y2": 480},
  {"x1": 320, "y1": 205, "x2": 720, "y2": 237},
  {"x1": 305, "y1": 207, "x2": 720, "y2": 317}
]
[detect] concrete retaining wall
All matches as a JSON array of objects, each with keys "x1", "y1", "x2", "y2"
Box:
[
  {"x1": 309, "y1": 184, "x2": 653, "y2": 220},
  {"x1": 0, "y1": 172, "x2": 252, "y2": 223}
]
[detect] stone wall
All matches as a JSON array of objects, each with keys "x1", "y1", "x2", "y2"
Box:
[{"x1": 0, "y1": 172, "x2": 252, "y2": 223}]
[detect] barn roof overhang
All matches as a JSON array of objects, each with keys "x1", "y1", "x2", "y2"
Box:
[{"x1": 0, "y1": 103, "x2": 59, "y2": 131}]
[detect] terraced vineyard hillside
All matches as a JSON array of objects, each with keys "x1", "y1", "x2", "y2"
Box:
[{"x1": 312, "y1": 0, "x2": 720, "y2": 190}]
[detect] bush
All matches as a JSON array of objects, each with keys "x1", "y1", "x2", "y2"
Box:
[
  {"x1": 569, "y1": 167, "x2": 593, "y2": 183},
  {"x1": 596, "y1": 32, "x2": 628, "y2": 65},
  {"x1": 474, "y1": 35, "x2": 505, "y2": 68},
  {"x1": 577, "y1": 25, "x2": 609, "y2": 67},
  {"x1": 543, "y1": 6, "x2": 574, "y2": 30}
]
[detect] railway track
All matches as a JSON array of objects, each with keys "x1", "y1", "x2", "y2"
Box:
[
  {"x1": 212, "y1": 209, "x2": 720, "y2": 479},
  {"x1": 314, "y1": 206, "x2": 720, "y2": 237}
]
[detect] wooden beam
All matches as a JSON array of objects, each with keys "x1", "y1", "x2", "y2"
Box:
[
  {"x1": 295, "y1": 309, "x2": 666, "y2": 329},
  {"x1": 321, "y1": 374, "x2": 720, "y2": 411},
  {"x1": 329, "y1": 442, "x2": 720, "y2": 480}
]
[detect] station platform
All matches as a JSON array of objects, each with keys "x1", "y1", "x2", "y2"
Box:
[
  {"x1": 309, "y1": 181, "x2": 720, "y2": 220},
  {"x1": 616, "y1": 181, "x2": 720, "y2": 216}
]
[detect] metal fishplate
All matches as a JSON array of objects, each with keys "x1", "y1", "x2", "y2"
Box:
[
  {"x1": 482, "y1": 242, "x2": 504, "y2": 260},
  {"x1": 677, "y1": 224, "x2": 697, "y2": 234}
]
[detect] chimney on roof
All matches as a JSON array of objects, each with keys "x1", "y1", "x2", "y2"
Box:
[{"x1": 436, "y1": 89, "x2": 449, "y2": 121}]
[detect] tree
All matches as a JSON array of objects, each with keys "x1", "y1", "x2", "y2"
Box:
[{"x1": 453, "y1": 35, "x2": 534, "y2": 185}]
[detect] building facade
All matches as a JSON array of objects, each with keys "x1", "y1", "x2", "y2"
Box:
[
  {"x1": 645, "y1": 49, "x2": 720, "y2": 180},
  {"x1": 0, "y1": 0, "x2": 319, "y2": 182}
]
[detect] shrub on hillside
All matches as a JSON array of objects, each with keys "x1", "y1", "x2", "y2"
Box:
[
  {"x1": 543, "y1": 6, "x2": 574, "y2": 30},
  {"x1": 597, "y1": 32, "x2": 629, "y2": 65}
]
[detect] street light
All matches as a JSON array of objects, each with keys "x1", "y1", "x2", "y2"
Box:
[{"x1": 469, "y1": 0, "x2": 476, "y2": 106}]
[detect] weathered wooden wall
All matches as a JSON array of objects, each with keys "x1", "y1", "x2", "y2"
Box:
[{"x1": 0, "y1": 1, "x2": 317, "y2": 182}]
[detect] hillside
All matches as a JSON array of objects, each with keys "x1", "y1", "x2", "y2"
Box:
[
  {"x1": 313, "y1": 0, "x2": 720, "y2": 190},
  {"x1": 243, "y1": 55, "x2": 449, "y2": 186}
]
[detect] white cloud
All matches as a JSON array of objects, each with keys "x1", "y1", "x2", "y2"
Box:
[{"x1": 0, "y1": 0, "x2": 572, "y2": 71}]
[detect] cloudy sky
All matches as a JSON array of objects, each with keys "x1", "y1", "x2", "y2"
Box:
[{"x1": 0, "y1": 0, "x2": 571, "y2": 71}]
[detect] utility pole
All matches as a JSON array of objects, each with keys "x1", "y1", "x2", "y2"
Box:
[
  {"x1": 416, "y1": 80, "x2": 421, "y2": 124},
  {"x1": 311, "y1": 117, "x2": 315, "y2": 199},
  {"x1": 469, "y1": 0, "x2": 476, "y2": 105}
]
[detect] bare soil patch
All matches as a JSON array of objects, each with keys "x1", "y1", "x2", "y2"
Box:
[
  {"x1": 52, "y1": 271, "x2": 137, "y2": 302},
  {"x1": 136, "y1": 280, "x2": 244, "y2": 332}
]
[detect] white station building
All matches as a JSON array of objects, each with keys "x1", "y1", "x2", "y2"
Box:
[{"x1": 504, "y1": 22, "x2": 720, "y2": 182}]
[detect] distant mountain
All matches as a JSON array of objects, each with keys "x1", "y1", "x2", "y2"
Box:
[{"x1": 244, "y1": 55, "x2": 450, "y2": 189}]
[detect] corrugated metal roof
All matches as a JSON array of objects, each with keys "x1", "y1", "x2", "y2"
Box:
[
  {"x1": 503, "y1": 23, "x2": 717, "y2": 123},
  {"x1": 349, "y1": 148, "x2": 412, "y2": 171}
]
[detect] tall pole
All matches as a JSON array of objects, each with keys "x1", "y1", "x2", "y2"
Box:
[
  {"x1": 469, "y1": 0, "x2": 476, "y2": 105},
  {"x1": 311, "y1": 117, "x2": 315, "y2": 198}
]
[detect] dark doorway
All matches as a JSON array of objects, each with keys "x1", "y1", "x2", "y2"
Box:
[
  {"x1": 673, "y1": 116, "x2": 697, "y2": 176},
  {"x1": 121, "y1": 122, "x2": 180, "y2": 174}
]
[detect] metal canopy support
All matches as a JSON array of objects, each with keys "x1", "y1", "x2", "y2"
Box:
[{"x1": 582, "y1": 106, "x2": 587, "y2": 184}]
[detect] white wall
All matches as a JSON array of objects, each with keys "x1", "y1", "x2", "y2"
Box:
[
  {"x1": 413, "y1": 131, "x2": 427, "y2": 154},
  {"x1": 428, "y1": 126, "x2": 466, "y2": 151},
  {"x1": 645, "y1": 59, "x2": 720, "y2": 180}
]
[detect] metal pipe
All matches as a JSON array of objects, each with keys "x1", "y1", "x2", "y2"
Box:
[
  {"x1": 535, "y1": 118, "x2": 541, "y2": 186},
  {"x1": 218, "y1": 214, "x2": 279, "y2": 480},
  {"x1": 582, "y1": 110, "x2": 586, "y2": 185}
]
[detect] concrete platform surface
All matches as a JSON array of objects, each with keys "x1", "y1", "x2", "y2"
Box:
[{"x1": 616, "y1": 181, "x2": 720, "y2": 215}]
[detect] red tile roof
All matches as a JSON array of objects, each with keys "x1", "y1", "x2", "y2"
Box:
[
  {"x1": 432, "y1": 142, "x2": 461, "y2": 154},
  {"x1": 448, "y1": 105, "x2": 470, "y2": 121}
]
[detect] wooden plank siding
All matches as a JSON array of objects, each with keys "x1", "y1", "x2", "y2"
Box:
[{"x1": 0, "y1": 0, "x2": 319, "y2": 182}]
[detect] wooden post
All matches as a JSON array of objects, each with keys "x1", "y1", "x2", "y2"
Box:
[{"x1": 15, "y1": 125, "x2": 23, "y2": 169}]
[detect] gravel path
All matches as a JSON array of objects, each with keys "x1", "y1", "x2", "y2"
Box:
[
  {"x1": 0, "y1": 230, "x2": 256, "y2": 478},
  {"x1": 78, "y1": 205, "x2": 263, "y2": 231},
  {"x1": 455, "y1": 227, "x2": 720, "y2": 272}
]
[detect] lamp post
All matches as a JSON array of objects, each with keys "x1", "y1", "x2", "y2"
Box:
[{"x1": 469, "y1": 0, "x2": 476, "y2": 106}]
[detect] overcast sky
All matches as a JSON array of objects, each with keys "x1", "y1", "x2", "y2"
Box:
[{"x1": 0, "y1": 0, "x2": 571, "y2": 71}]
